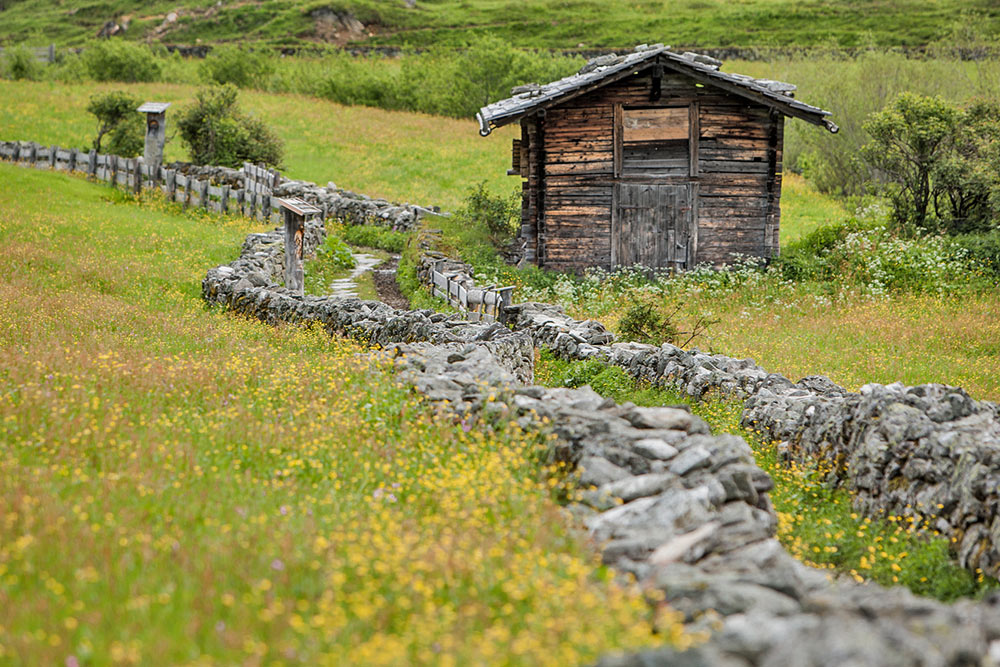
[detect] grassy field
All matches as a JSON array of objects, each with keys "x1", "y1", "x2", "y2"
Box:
[
  {"x1": 6, "y1": 78, "x2": 996, "y2": 401},
  {"x1": 0, "y1": 79, "x2": 516, "y2": 211},
  {"x1": 1, "y1": 0, "x2": 997, "y2": 49},
  {"x1": 0, "y1": 164, "x2": 688, "y2": 664}
]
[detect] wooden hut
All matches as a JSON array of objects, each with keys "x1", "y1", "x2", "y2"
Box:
[{"x1": 476, "y1": 44, "x2": 837, "y2": 272}]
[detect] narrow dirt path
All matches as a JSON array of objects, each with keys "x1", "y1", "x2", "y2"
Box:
[{"x1": 373, "y1": 254, "x2": 410, "y2": 309}]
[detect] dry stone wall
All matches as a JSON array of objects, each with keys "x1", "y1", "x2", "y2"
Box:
[
  {"x1": 203, "y1": 225, "x2": 1000, "y2": 665},
  {"x1": 744, "y1": 380, "x2": 1000, "y2": 578},
  {"x1": 176, "y1": 161, "x2": 436, "y2": 230},
  {"x1": 506, "y1": 301, "x2": 1000, "y2": 581}
]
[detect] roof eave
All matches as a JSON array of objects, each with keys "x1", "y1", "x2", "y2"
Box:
[
  {"x1": 656, "y1": 56, "x2": 835, "y2": 132},
  {"x1": 478, "y1": 50, "x2": 837, "y2": 136}
]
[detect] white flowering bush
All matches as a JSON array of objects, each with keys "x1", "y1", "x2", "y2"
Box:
[{"x1": 826, "y1": 226, "x2": 972, "y2": 294}]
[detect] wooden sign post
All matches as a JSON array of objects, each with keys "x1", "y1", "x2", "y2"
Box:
[
  {"x1": 276, "y1": 197, "x2": 321, "y2": 297},
  {"x1": 136, "y1": 102, "x2": 170, "y2": 175}
]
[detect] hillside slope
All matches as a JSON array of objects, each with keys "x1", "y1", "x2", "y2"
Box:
[{"x1": 1, "y1": 0, "x2": 997, "y2": 49}]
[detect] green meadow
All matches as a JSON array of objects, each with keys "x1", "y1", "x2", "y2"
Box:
[{"x1": 0, "y1": 164, "x2": 683, "y2": 664}]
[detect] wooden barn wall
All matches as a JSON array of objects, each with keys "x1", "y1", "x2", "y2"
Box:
[{"x1": 526, "y1": 70, "x2": 781, "y2": 272}]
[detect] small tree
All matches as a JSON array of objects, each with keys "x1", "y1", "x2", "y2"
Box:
[
  {"x1": 176, "y1": 84, "x2": 283, "y2": 168},
  {"x1": 862, "y1": 93, "x2": 960, "y2": 233},
  {"x1": 86, "y1": 90, "x2": 144, "y2": 155},
  {"x1": 862, "y1": 93, "x2": 1000, "y2": 235},
  {"x1": 933, "y1": 100, "x2": 1000, "y2": 233}
]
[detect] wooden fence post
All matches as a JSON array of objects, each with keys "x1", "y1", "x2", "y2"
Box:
[
  {"x1": 236, "y1": 188, "x2": 245, "y2": 217},
  {"x1": 27, "y1": 142, "x2": 37, "y2": 166},
  {"x1": 166, "y1": 169, "x2": 176, "y2": 202},
  {"x1": 87, "y1": 150, "x2": 97, "y2": 178},
  {"x1": 183, "y1": 178, "x2": 192, "y2": 210},
  {"x1": 49, "y1": 145, "x2": 57, "y2": 169},
  {"x1": 110, "y1": 155, "x2": 118, "y2": 188},
  {"x1": 12, "y1": 142, "x2": 21, "y2": 163},
  {"x1": 262, "y1": 194, "x2": 271, "y2": 222},
  {"x1": 67, "y1": 148, "x2": 77, "y2": 173},
  {"x1": 221, "y1": 185, "x2": 230, "y2": 214},
  {"x1": 200, "y1": 179, "x2": 209, "y2": 209},
  {"x1": 133, "y1": 159, "x2": 142, "y2": 194}
]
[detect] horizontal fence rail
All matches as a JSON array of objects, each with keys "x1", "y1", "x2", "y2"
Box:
[
  {"x1": 428, "y1": 260, "x2": 514, "y2": 324},
  {"x1": 0, "y1": 44, "x2": 56, "y2": 63},
  {"x1": 0, "y1": 140, "x2": 286, "y2": 223},
  {"x1": 2, "y1": 138, "x2": 517, "y2": 320}
]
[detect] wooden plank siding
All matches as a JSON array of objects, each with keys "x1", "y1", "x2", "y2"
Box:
[{"x1": 517, "y1": 68, "x2": 783, "y2": 272}]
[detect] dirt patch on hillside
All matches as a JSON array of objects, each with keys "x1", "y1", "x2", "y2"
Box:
[{"x1": 311, "y1": 8, "x2": 374, "y2": 45}]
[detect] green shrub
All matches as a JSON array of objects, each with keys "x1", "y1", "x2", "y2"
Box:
[
  {"x1": 456, "y1": 181, "x2": 520, "y2": 247},
  {"x1": 86, "y1": 90, "x2": 144, "y2": 156},
  {"x1": 199, "y1": 45, "x2": 275, "y2": 88},
  {"x1": 776, "y1": 213, "x2": 882, "y2": 281},
  {"x1": 83, "y1": 40, "x2": 162, "y2": 83},
  {"x1": 317, "y1": 234, "x2": 356, "y2": 270},
  {"x1": 617, "y1": 294, "x2": 716, "y2": 347},
  {"x1": 950, "y1": 230, "x2": 1000, "y2": 278},
  {"x1": 342, "y1": 224, "x2": 409, "y2": 253},
  {"x1": 2, "y1": 44, "x2": 41, "y2": 80},
  {"x1": 176, "y1": 84, "x2": 284, "y2": 168}
]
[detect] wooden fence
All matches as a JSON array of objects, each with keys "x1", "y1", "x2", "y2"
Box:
[
  {"x1": 428, "y1": 259, "x2": 513, "y2": 324},
  {"x1": 0, "y1": 141, "x2": 285, "y2": 223},
  {"x1": 0, "y1": 45, "x2": 57, "y2": 63},
  {"x1": 2, "y1": 138, "x2": 516, "y2": 319}
]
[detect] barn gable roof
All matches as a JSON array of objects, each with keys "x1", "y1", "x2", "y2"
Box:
[{"x1": 476, "y1": 44, "x2": 837, "y2": 136}]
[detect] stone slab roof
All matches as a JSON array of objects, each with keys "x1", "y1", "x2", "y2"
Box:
[{"x1": 476, "y1": 44, "x2": 837, "y2": 136}]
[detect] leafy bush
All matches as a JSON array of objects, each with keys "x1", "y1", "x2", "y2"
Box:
[
  {"x1": 862, "y1": 93, "x2": 1000, "y2": 235},
  {"x1": 199, "y1": 45, "x2": 274, "y2": 88},
  {"x1": 950, "y1": 230, "x2": 1000, "y2": 279},
  {"x1": 456, "y1": 181, "x2": 520, "y2": 247},
  {"x1": 776, "y1": 213, "x2": 882, "y2": 281},
  {"x1": 271, "y1": 37, "x2": 581, "y2": 119},
  {"x1": 176, "y1": 84, "x2": 284, "y2": 168},
  {"x1": 86, "y1": 90, "x2": 144, "y2": 156},
  {"x1": 317, "y1": 234, "x2": 356, "y2": 270},
  {"x1": 2, "y1": 44, "x2": 41, "y2": 80},
  {"x1": 342, "y1": 224, "x2": 409, "y2": 253},
  {"x1": 617, "y1": 293, "x2": 716, "y2": 347},
  {"x1": 83, "y1": 40, "x2": 162, "y2": 83}
]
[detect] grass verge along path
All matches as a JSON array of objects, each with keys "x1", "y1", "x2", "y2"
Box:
[{"x1": 0, "y1": 165, "x2": 677, "y2": 664}]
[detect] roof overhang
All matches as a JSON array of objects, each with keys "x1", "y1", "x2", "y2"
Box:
[{"x1": 477, "y1": 47, "x2": 837, "y2": 136}]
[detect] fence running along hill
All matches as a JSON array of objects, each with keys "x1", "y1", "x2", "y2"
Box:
[
  {"x1": 0, "y1": 44, "x2": 56, "y2": 63},
  {"x1": 0, "y1": 140, "x2": 286, "y2": 222},
  {"x1": 0, "y1": 139, "x2": 517, "y2": 323}
]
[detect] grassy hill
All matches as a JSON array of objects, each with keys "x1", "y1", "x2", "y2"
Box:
[{"x1": 1, "y1": 0, "x2": 997, "y2": 49}]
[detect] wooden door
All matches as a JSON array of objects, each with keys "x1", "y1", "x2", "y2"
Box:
[{"x1": 612, "y1": 183, "x2": 694, "y2": 269}]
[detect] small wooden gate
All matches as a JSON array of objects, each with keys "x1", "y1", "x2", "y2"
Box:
[{"x1": 611, "y1": 182, "x2": 695, "y2": 270}]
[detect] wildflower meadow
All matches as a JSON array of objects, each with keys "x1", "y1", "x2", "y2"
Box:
[{"x1": 0, "y1": 165, "x2": 683, "y2": 664}]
